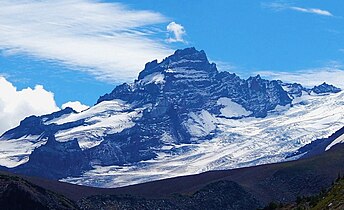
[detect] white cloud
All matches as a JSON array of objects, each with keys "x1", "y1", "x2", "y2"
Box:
[
  {"x1": 62, "y1": 101, "x2": 89, "y2": 112},
  {"x1": 289, "y1": 7, "x2": 333, "y2": 16},
  {"x1": 256, "y1": 68, "x2": 344, "y2": 88},
  {"x1": 0, "y1": 0, "x2": 174, "y2": 82},
  {"x1": 263, "y1": 2, "x2": 333, "y2": 16},
  {"x1": 166, "y1": 22, "x2": 186, "y2": 43},
  {"x1": 0, "y1": 77, "x2": 59, "y2": 135}
]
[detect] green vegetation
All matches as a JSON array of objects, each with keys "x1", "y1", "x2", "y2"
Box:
[
  {"x1": 311, "y1": 175, "x2": 344, "y2": 210},
  {"x1": 259, "y1": 174, "x2": 344, "y2": 210}
]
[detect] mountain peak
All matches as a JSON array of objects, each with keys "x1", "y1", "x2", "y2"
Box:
[
  {"x1": 171, "y1": 47, "x2": 208, "y2": 62},
  {"x1": 138, "y1": 47, "x2": 213, "y2": 80},
  {"x1": 312, "y1": 82, "x2": 341, "y2": 94}
]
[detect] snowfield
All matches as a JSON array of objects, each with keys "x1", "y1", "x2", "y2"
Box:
[
  {"x1": 0, "y1": 100, "x2": 144, "y2": 167},
  {"x1": 62, "y1": 91, "x2": 344, "y2": 188},
  {"x1": 52, "y1": 100, "x2": 144, "y2": 149},
  {"x1": 217, "y1": 97, "x2": 252, "y2": 118},
  {"x1": 0, "y1": 135, "x2": 45, "y2": 168}
]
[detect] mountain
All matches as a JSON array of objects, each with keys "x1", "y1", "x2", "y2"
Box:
[
  {"x1": 0, "y1": 47, "x2": 343, "y2": 187},
  {"x1": 1, "y1": 138, "x2": 344, "y2": 210}
]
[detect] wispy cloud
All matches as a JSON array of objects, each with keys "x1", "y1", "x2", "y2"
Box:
[
  {"x1": 0, "y1": 0, "x2": 175, "y2": 82},
  {"x1": 290, "y1": 7, "x2": 333, "y2": 16},
  {"x1": 256, "y1": 67, "x2": 344, "y2": 88},
  {"x1": 263, "y1": 2, "x2": 333, "y2": 17},
  {"x1": 166, "y1": 22, "x2": 186, "y2": 43}
]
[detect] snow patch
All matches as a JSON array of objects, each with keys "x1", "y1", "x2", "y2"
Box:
[
  {"x1": 140, "y1": 72, "x2": 165, "y2": 85},
  {"x1": 184, "y1": 110, "x2": 217, "y2": 137},
  {"x1": 55, "y1": 109, "x2": 141, "y2": 150},
  {"x1": 326, "y1": 133, "x2": 344, "y2": 151},
  {"x1": 53, "y1": 100, "x2": 143, "y2": 150},
  {"x1": 50, "y1": 100, "x2": 129, "y2": 125},
  {"x1": 272, "y1": 104, "x2": 291, "y2": 113},
  {"x1": 217, "y1": 97, "x2": 251, "y2": 118},
  {"x1": 0, "y1": 135, "x2": 46, "y2": 168}
]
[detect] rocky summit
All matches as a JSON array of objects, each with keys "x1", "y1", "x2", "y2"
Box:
[{"x1": 98, "y1": 47, "x2": 292, "y2": 118}]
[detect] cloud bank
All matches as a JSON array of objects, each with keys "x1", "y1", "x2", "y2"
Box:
[
  {"x1": 0, "y1": 0, "x2": 174, "y2": 82},
  {"x1": 257, "y1": 68, "x2": 344, "y2": 88},
  {"x1": 0, "y1": 77, "x2": 59, "y2": 135}
]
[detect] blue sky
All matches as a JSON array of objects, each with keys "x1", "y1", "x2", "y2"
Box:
[
  {"x1": 0, "y1": 0, "x2": 344, "y2": 110},
  {"x1": 119, "y1": 0, "x2": 344, "y2": 69}
]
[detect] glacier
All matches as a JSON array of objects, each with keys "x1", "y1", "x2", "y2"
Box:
[{"x1": 62, "y1": 91, "x2": 344, "y2": 187}]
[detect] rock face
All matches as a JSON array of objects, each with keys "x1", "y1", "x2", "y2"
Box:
[
  {"x1": 97, "y1": 48, "x2": 292, "y2": 118},
  {"x1": 281, "y1": 81, "x2": 341, "y2": 98},
  {"x1": 84, "y1": 48, "x2": 293, "y2": 167},
  {"x1": 84, "y1": 48, "x2": 294, "y2": 167},
  {"x1": 15, "y1": 134, "x2": 91, "y2": 179},
  {"x1": 0, "y1": 47, "x2": 342, "y2": 185},
  {"x1": 311, "y1": 82, "x2": 341, "y2": 94}
]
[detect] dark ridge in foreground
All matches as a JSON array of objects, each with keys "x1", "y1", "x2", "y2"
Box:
[
  {"x1": 260, "y1": 176, "x2": 344, "y2": 210},
  {"x1": 79, "y1": 180, "x2": 261, "y2": 210},
  {"x1": 0, "y1": 173, "x2": 78, "y2": 210},
  {"x1": 0, "y1": 144, "x2": 343, "y2": 209}
]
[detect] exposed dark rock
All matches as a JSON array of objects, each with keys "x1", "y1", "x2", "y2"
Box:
[
  {"x1": 14, "y1": 134, "x2": 91, "y2": 179},
  {"x1": 312, "y1": 82, "x2": 341, "y2": 94},
  {"x1": 97, "y1": 48, "x2": 292, "y2": 118}
]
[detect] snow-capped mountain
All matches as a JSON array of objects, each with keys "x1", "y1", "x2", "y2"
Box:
[{"x1": 0, "y1": 48, "x2": 343, "y2": 187}]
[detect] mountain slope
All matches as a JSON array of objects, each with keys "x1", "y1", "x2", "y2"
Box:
[
  {"x1": 0, "y1": 172, "x2": 78, "y2": 210},
  {"x1": 310, "y1": 178, "x2": 344, "y2": 210},
  {"x1": 99, "y1": 144, "x2": 344, "y2": 203},
  {"x1": 79, "y1": 180, "x2": 262, "y2": 210},
  {"x1": 267, "y1": 176, "x2": 344, "y2": 209},
  {"x1": 1, "y1": 138, "x2": 343, "y2": 209},
  {"x1": 0, "y1": 47, "x2": 343, "y2": 187}
]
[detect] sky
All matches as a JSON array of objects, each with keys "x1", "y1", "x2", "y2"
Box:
[{"x1": 0, "y1": 0, "x2": 343, "y2": 133}]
